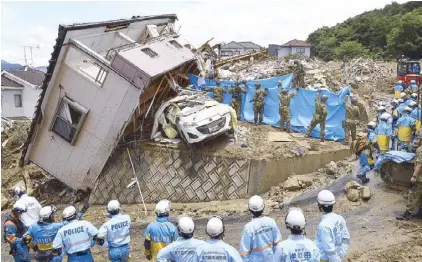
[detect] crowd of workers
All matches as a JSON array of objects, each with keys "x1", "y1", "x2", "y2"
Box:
[{"x1": 4, "y1": 184, "x2": 350, "y2": 262}]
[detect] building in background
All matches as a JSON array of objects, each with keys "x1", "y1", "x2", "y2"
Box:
[
  {"x1": 1, "y1": 68, "x2": 44, "y2": 119},
  {"x1": 276, "y1": 39, "x2": 312, "y2": 58},
  {"x1": 219, "y1": 41, "x2": 263, "y2": 57}
]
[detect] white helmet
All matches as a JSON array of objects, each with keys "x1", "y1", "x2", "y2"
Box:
[
  {"x1": 39, "y1": 205, "x2": 57, "y2": 221},
  {"x1": 367, "y1": 121, "x2": 377, "y2": 129},
  {"x1": 62, "y1": 206, "x2": 77, "y2": 221},
  {"x1": 398, "y1": 98, "x2": 404, "y2": 103},
  {"x1": 411, "y1": 93, "x2": 418, "y2": 98},
  {"x1": 380, "y1": 112, "x2": 391, "y2": 121},
  {"x1": 285, "y1": 208, "x2": 306, "y2": 230},
  {"x1": 409, "y1": 101, "x2": 418, "y2": 108},
  {"x1": 398, "y1": 80, "x2": 403, "y2": 84},
  {"x1": 400, "y1": 92, "x2": 407, "y2": 98},
  {"x1": 13, "y1": 185, "x2": 26, "y2": 197},
  {"x1": 155, "y1": 200, "x2": 170, "y2": 216},
  {"x1": 107, "y1": 200, "x2": 121, "y2": 214},
  {"x1": 391, "y1": 99, "x2": 398, "y2": 106},
  {"x1": 178, "y1": 216, "x2": 195, "y2": 235},
  {"x1": 404, "y1": 106, "x2": 412, "y2": 113},
  {"x1": 411, "y1": 80, "x2": 416, "y2": 84},
  {"x1": 248, "y1": 195, "x2": 265, "y2": 212},
  {"x1": 206, "y1": 216, "x2": 224, "y2": 237},
  {"x1": 317, "y1": 190, "x2": 336, "y2": 206},
  {"x1": 12, "y1": 201, "x2": 27, "y2": 214},
  {"x1": 378, "y1": 101, "x2": 386, "y2": 107},
  {"x1": 377, "y1": 106, "x2": 386, "y2": 112}
]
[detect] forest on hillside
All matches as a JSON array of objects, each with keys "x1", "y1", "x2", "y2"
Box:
[{"x1": 307, "y1": 1, "x2": 422, "y2": 61}]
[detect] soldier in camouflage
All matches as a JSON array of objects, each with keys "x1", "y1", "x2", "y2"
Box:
[
  {"x1": 305, "y1": 92, "x2": 328, "y2": 142},
  {"x1": 397, "y1": 129, "x2": 422, "y2": 220},
  {"x1": 343, "y1": 96, "x2": 361, "y2": 143},
  {"x1": 293, "y1": 60, "x2": 305, "y2": 88},
  {"x1": 250, "y1": 83, "x2": 268, "y2": 124},
  {"x1": 230, "y1": 80, "x2": 248, "y2": 120},
  {"x1": 278, "y1": 88, "x2": 298, "y2": 132},
  {"x1": 206, "y1": 80, "x2": 225, "y2": 103}
]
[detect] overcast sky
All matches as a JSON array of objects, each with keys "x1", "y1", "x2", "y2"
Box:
[{"x1": 1, "y1": 0, "x2": 407, "y2": 66}]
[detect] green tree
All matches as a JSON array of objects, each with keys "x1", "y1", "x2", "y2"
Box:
[{"x1": 334, "y1": 41, "x2": 369, "y2": 60}]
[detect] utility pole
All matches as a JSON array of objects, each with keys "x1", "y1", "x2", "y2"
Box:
[{"x1": 23, "y1": 45, "x2": 39, "y2": 67}]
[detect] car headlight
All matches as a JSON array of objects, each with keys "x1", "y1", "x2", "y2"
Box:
[{"x1": 182, "y1": 122, "x2": 197, "y2": 128}]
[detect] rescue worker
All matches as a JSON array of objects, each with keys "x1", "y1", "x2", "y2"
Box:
[
  {"x1": 278, "y1": 88, "x2": 298, "y2": 133},
  {"x1": 52, "y1": 206, "x2": 98, "y2": 262},
  {"x1": 97, "y1": 200, "x2": 131, "y2": 262},
  {"x1": 13, "y1": 185, "x2": 42, "y2": 228},
  {"x1": 376, "y1": 106, "x2": 386, "y2": 123},
  {"x1": 230, "y1": 81, "x2": 248, "y2": 120},
  {"x1": 408, "y1": 79, "x2": 419, "y2": 94},
  {"x1": 274, "y1": 208, "x2": 320, "y2": 262},
  {"x1": 374, "y1": 113, "x2": 393, "y2": 170},
  {"x1": 357, "y1": 121, "x2": 378, "y2": 184},
  {"x1": 315, "y1": 190, "x2": 350, "y2": 262},
  {"x1": 249, "y1": 83, "x2": 268, "y2": 124},
  {"x1": 396, "y1": 106, "x2": 416, "y2": 152},
  {"x1": 409, "y1": 93, "x2": 418, "y2": 103},
  {"x1": 401, "y1": 92, "x2": 411, "y2": 106},
  {"x1": 391, "y1": 99, "x2": 400, "y2": 128},
  {"x1": 194, "y1": 216, "x2": 242, "y2": 262},
  {"x1": 4, "y1": 202, "x2": 30, "y2": 262},
  {"x1": 394, "y1": 80, "x2": 404, "y2": 99},
  {"x1": 144, "y1": 200, "x2": 178, "y2": 261},
  {"x1": 239, "y1": 195, "x2": 281, "y2": 261},
  {"x1": 293, "y1": 60, "x2": 305, "y2": 88},
  {"x1": 305, "y1": 91, "x2": 328, "y2": 142},
  {"x1": 397, "y1": 129, "x2": 422, "y2": 220},
  {"x1": 410, "y1": 102, "x2": 422, "y2": 133},
  {"x1": 343, "y1": 96, "x2": 360, "y2": 143},
  {"x1": 156, "y1": 216, "x2": 204, "y2": 262},
  {"x1": 207, "y1": 80, "x2": 225, "y2": 103},
  {"x1": 24, "y1": 205, "x2": 64, "y2": 262},
  {"x1": 397, "y1": 98, "x2": 406, "y2": 116}
]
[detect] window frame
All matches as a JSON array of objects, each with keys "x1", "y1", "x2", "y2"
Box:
[
  {"x1": 49, "y1": 96, "x2": 89, "y2": 146},
  {"x1": 296, "y1": 47, "x2": 305, "y2": 54},
  {"x1": 141, "y1": 47, "x2": 158, "y2": 58},
  {"x1": 14, "y1": 94, "x2": 22, "y2": 107},
  {"x1": 77, "y1": 61, "x2": 108, "y2": 86}
]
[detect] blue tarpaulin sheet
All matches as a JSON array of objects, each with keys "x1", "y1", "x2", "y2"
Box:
[
  {"x1": 188, "y1": 74, "x2": 351, "y2": 141},
  {"x1": 382, "y1": 151, "x2": 415, "y2": 163}
]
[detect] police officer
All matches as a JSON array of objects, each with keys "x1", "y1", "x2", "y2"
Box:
[
  {"x1": 391, "y1": 99, "x2": 400, "y2": 129},
  {"x1": 305, "y1": 91, "x2": 328, "y2": 142},
  {"x1": 250, "y1": 83, "x2": 268, "y2": 124},
  {"x1": 24, "y1": 205, "x2": 63, "y2": 262},
  {"x1": 357, "y1": 122, "x2": 378, "y2": 184},
  {"x1": 376, "y1": 106, "x2": 386, "y2": 123},
  {"x1": 13, "y1": 185, "x2": 42, "y2": 228},
  {"x1": 409, "y1": 93, "x2": 418, "y2": 103},
  {"x1": 409, "y1": 79, "x2": 419, "y2": 94},
  {"x1": 396, "y1": 106, "x2": 416, "y2": 152},
  {"x1": 394, "y1": 80, "x2": 404, "y2": 99},
  {"x1": 239, "y1": 195, "x2": 281, "y2": 261},
  {"x1": 144, "y1": 200, "x2": 178, "y2": 261},
  {"x1": 274, "y1": 208, "x2": 320, "y2": 262},
  {"x1": 4, "y1": 202, "x2": 30, "y2": 262},
  {"x1": 278, "y1": 88, "x2": 298, "y2": 133},
  {"x1": 374, "y1": 113, "x2": 393, "y2": 170},
  {"x1": 230, "y1": 81, "x2": 248, "y2": 120},
  {"x1": 97, "y1": 200, "x2": 131, "y2": 262},
  {"x1": 397, "y1": 129, "x2": 422, "y2": 220},
  {"x1": 410, "y1": 101, "x2": 422, "y2": 133},
  {"x1": 156, "y1": 216, "x2": 204, "y2": 262},
  {"x1": 397, "y1": 98, "x2": 406, "y2": 116},
  {"x1": 343, "y1": 96, "x2": 360, "y2": 143},
  {"x1": 52, "y1": 206, "x2": 98, "y2": 262},
  {"x1": 195, "y1": 216, "x2": 242, "y2": 262},
  {"x1": 315, "y1": 190, "x2": 350, "y2": 262}
]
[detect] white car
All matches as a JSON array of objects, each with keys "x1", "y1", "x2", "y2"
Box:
[{"x1": 151, "y1": 90, "x2": 233, "y2": 144}]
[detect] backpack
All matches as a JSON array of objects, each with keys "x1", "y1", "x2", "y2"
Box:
[{"x1": 351, "y1": 133, "x2": 368, "y2": 154}]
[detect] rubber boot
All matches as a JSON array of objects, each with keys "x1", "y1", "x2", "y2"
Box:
[
  {"x1": 396, "y1": 210, "x2": 412, "y2": 221},
  {"x1": 357, "y1": 175, "x2": 370, "y2": 184}
]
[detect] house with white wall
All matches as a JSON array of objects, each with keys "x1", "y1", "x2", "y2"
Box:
[
  {"x1": 21, "y1": 15, "x2": 199, "y2": 190},
  {"x1": 1, "y1": 68, "x2": 44, "y2": 119},
  {"x1": 219, "y1": 41, "x2": 262, "y2": 57},
  {"x1": 276, "y1": 39, "x2": 312, "y2": 58}
]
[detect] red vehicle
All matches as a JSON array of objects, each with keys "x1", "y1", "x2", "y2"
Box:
[{"x1": 397, "y1": 60, "x2": 421, "y2": 87}]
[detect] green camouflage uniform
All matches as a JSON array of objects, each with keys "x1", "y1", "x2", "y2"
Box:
[
  {"x1": 230, "y1": 84, "x2": 247, "y2": 120},
  {"x1": 213, "y1": 85, "x2": 225, "y2": 103},
  {"x1": 407, "y1": 145, "x2": 422, "y2": 214},
  {"x1": 293, "y1": 63, "x2": 305, "y2": 88},
  {"x1": 251, "y1": 87, "x2": 268, "y2": 124},
  {"x1": 305, "y1": 93, "x2": 328, "y2": 141},
  {"x1": 344, "y1": 102, "x2": 360, "y2": 142},
  {"x1": 278, "y1": 90, "x2": 297, "y2": 132}
]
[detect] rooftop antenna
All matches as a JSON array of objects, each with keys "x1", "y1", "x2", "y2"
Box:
[{"x1": 23, "y1": 45, "x2": 40, "y2": 67}]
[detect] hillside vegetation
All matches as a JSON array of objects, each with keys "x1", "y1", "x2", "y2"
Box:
[{"x1": 307, "y1": 1, "x2": 422, "y2": 61}]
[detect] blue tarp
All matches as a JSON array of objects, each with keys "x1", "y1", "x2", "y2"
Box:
[
  {"x1": 382, "y1": 151, "x2": 415, "y2": 163},
  {"x1": 188, "y1": 74, "x2": 351, "y2": 141}
]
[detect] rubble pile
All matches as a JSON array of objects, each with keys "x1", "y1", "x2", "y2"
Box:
[{"x1": 344, "y1": 180, "x2": 372, "y2": 202}]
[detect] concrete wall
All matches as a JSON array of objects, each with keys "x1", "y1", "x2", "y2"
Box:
[
  {"x1": 278, "y1": 47, "x2": 311, "y2": 58},
  {"x1": 28, "y1": 46, "x2": 144, "y2": 189},
  {"x1": 91, "y1": 145, "x2": 350, "y2": 204}
]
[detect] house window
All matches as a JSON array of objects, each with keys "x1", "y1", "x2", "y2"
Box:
[
  {"x1": 14, "y1": 94, "x2": 22, "y2": 107},
  {"x1": 51, "y1": 97, "x2": 88, "y2": 145},
  {"x1": 169, "y1": 40, "x2": 182, "y2": 49},
  {"x1": 78, "y1": 60, "x2": 108, "y2": 85},
  {"x1": 141, "y1": 48, "x2": 158, "y2": 58},
  {"x1": 296, "y1": 48, "x2": 305, "y2": 53}
]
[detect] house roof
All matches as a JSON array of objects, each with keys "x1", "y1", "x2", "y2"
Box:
[
  {"x1": 6, "y1": 68, "x2": 45, "y2": 86},
  {"x1": 20, "y1": 14, "x2": 178, "y2": 166},
  {"x1": 281, "y1": 39, "x2": 312, "y2": 47},
  {"x1": 1, "y1": 75, "x2": 23, "y2": 87},
  {"x1": 221, "y1": 41, "x2": 263, "y2": 50}
]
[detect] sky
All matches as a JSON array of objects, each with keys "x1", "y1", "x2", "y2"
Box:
[{"x1": 1, "y1": 0, "x2": 408, "y2": 67}]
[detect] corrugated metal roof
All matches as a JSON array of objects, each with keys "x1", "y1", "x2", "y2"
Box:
[
  {"x1": 281, "y1": 39, "x2": 312, "y2": 47},
  {"x1": 1, "y1": 75, "x2": 23, "y2": 87}
]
